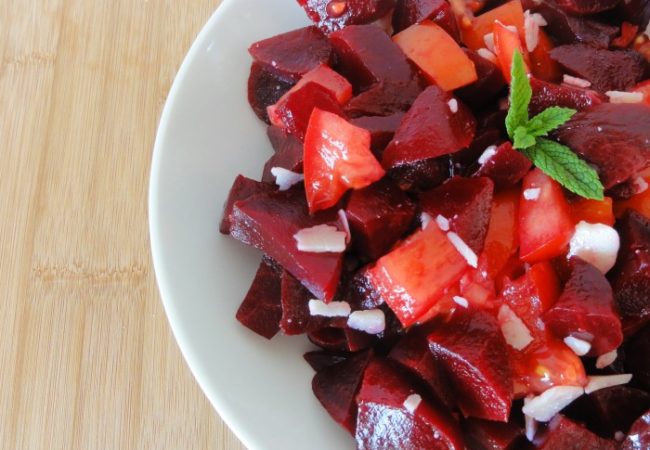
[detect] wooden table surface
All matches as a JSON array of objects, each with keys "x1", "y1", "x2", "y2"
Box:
[{"x1": 0, "y1": 1, "x2": 245, "y2": 448}]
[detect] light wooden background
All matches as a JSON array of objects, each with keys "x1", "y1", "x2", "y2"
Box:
[{"x1": 0, "y1": 0, "x2": 245, "y2": 448}]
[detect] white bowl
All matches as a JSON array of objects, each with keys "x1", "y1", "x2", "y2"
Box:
[{"x1": 149, "y1": 1, "x2": 352, "y2": 450}]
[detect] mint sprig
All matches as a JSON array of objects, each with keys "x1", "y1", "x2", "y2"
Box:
[{"x1": 505, "y1": 51, "x2": 604, "y2": 200}]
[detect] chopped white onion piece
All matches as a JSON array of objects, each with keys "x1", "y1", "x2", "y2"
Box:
[
  {"x1": 523, "y1": 188, "x2": 541, "y2": 201},
  {"x1": 528, "y1": 11, "x2": 548, "y2": 26},
  {"x1": 633, "y1": 176, "x2": 649, "y2": 194},
  {"x1": 436, "y1": 214, "x2": 450, "y2": 232},
  {"x1": 522, "y1": 386, "x2": 584, "y2": 422},
  {"x1": 563, "y1": 336, "x2": 592, "y2": 356},
  {"x1": 403, "y1": 393, "x2": 422, "y2": 414},
  {"x1": 478, "y1": 145, "x2": 498, "y2": 165},
  {"x1": 568, "y1": 221, "x2": 620, "y2": 274},
  {"x1": 447, "y1": 232, "x2": 478, "y2": 268},
  {"x1": 477, "y1": 48, "x2": 498, "y2": 64},
  {"x1": 347, "y1": 309, "x2": 386, "y2": 334},
  {"x1": 524, "y1": 11, "x2": 541, "y2": 52},
  {"x1": 271, "y1": 167, "x2": 304, "y2": 191},
  {"x1": 453, "y1": 296, "x2": 469, "y2": 308},
  {"x1": 483, "y1": 32, "x2": 495, "y2": 52},
  {"x1": 606, "y1": 91, "x2": 644, "y2": 104},
  {"x1": 563, "y1": 74, "x2": 592, "y2": 88},
  {"x1": 524, "y1": 396, "x2": 538, "y2": 442},
  {"x1": 448, "y1": 98, "x2": 459, "y2": 113},
  {"x1": 421, "y1": 212, "x2": 433, "y2": 230},
  {"x1": 584, "y1": 374, "x2": 633, "y2": 394},
  {"x1": 338, "y1": 209, "x2": 351, "y2": 243},
  {"x1": 294, "y1": 225, "x2": 347, "y2": 253},
  {"x1": 499, "y1": 305, "x2": 534, "y2": 350},
  {"x1": 308, "y1": 299, "x2": 351, "y2": 318},
  {"x1": 596, "y1": 349, "x2": 618, "y2": 369}
]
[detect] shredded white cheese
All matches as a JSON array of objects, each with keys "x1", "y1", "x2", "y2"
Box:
[
  {"x1": 568, "y1": 221, "x2": 620, "y2": 274},
  {"x1": 606, "y1": 91, "x2": 644, "y2": 104},
  {"x1": 271, "y1": 167, "x2": 304, "y2": 191},
  {"x1": 308, "y1": 299, "x2": 351, "y2": 318},
  {"x1": 436, "y1": 215, "x2": 450, "y2": 232},
  {"x1": 478, "y1": 145, "x2": 498, "y2": 165},
  {"x1": 294, "y1": 225, "x2": 347, "y2": 253},
  {"x1": 453, "y1": 296, "x2": 469, "y2": 308},
  {"x1": 584, "y1": 374, "x2": 633, "y2": 394},
  {"x1": 421, "y1": 212, "x2": 433, "y2": 230},
  {"x1": 563, "y1": 74, "x2": 592, "y2": 88},
  {"x1": 447, "y1": 232, "x2": 478, "y2": 268},
  {"x1": 499, "y1": 304, "x2": 534, "y2": 350},
  {"x1": 347, "y1": 309, "x2": 386, "y2": 334},
  {"x1": 522, "y1": 386, "x2": 584, "y2": 422},
  {"x1": 448, "y1": 98, "x2": 459, "y2": 114},
  {"x1": 564, "y1": 336, "x2": 592, "y2": 356}
]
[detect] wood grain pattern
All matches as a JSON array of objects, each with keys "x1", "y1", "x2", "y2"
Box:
[{"x1": 0, "y1": 1, "x2": 245, "y2": 448}]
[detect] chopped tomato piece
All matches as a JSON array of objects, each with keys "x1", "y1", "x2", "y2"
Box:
[
  {"x1": 570, "y1": 197, "x2": 615, "y2": 226},
  {"x1": 519, "y1": 169, "x2": 574, "y2": 263},
  {"x1": 460, "y1": 0, "x2": 525, "y2": 51},
  {"x1": 612, "y1": 22, "x2": 639, "y2": 49},
  {"x1": 493, "y1": 21, "x2": 530, "y2": 81},
  {"x1": 393, "y1": 21, "x2": 478, "y2": 91},
  {"x1": 459, "y1": 255, "x2": 496, "y2": 308},
  {"x1": 631, "y1": 80, "x2": 650, "y2": 106},
  {"x1": 482, "y1": 187, "x2": 520, "y2": 279},
  {"x1": 303, "y1": 108, "x2": 385, "y2": 213},
  {"x1": 530, "y1": 29, "x2": 561, "y2": 83},
  {"x1": 366, "y1": 224, "x2": 469, "y2": 327},
  {"x1": 614, "y1": 177, "x2": 650, "y2": 219}
]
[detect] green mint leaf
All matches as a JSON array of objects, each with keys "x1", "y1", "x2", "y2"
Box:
[
  {"x1": 526, "y1": 107, "x2": 576, "y2": 137},
  {"x1": 505, "y1": 51, "x2": 531, "y2": 140},
  {"x1": 513, "y1": 126, "x2": 536, "y2": 149},
  {"x1": 524, "y1": 139, "x2": 605, "y2": 200}
]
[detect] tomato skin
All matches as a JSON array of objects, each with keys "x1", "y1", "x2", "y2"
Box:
[
  {"x1": 570, "y1": 197, "x2": 615, "y2": 226},
  {"x1": 460, "y1": 0, "x2": 525, "y2": 51},
  {"x1": 631, "y1": 80, "x2": 650, "y2": 106},
  {"x1": 393, "y1": 21, "x2": 478, "y2": 91},
  {"x1": 519, "y1": 169, "x2": 575, "y2": 263},
  {"x1": 303, "y1": 108, "x2": 385, "y2": 213},
  {"x1": 530, "y1": 29, "x2": 561, "y2": 83},
  {"x1": 493, "y1": 21, "x2": 530, "y2": 81},
  {"x1": 482, "y1": 187, "x2": 520, "y2": 279}
]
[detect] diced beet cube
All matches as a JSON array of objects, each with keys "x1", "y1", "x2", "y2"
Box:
[
  {"x1": 248, "y1": 62, "x2": 295, "y2": 123},
  {"x1": 530, "y1": 78, "x2": 605, "y2": 116},
  {"x1": 366, "y1": 224, "x2": 469, "y2": 327},
  {"x1": 261, "y1": 131, "x2": 304, "y2": 184},
  {"x1": 248, "y1": 26, "x2": 333, "y2": 81},
  {"x1": 473, "y1": 142, "x2": 532, "y2": 188},
  {"x1": 621, "y1": 409, "x2": 650, "y2": 450},
  {"x1": 330, "y1": 24, "x2": 415, "y2": 92},
  {"x1": 288, "y1": 64, "x2": 354, "y2": 105},
  {"x1": 388, "y1": 325, "x2": 457, "y2": 410},
  {"x1": 345, "y1": 79, "x2": 423, "y2": 118},
  {"x1": 555, "y1": 0, "x2": 620, "y2": 15},
  {"x1": 537, "y1": 416, "x2": 617, "y2": 450},
  {"x1": 235, "y1": 257, "x2": 283, "y2": 339},
  {"x1": 230, "y1": 188, "x2": 344, "y2": 301},
  {"x1": 344, "y1": 178, "x2": 416, "y2": 260},
  {"x1": 344, "y1": 327, "x2": 379, "y2": 352},
  {"x1": 387, "y1": 156, "x2": 450, "y2": 192},
  {"x1": 392, "y1": 0, "x2": 459, "y2": 40},
  {"x1": 622, "y1": 0, "x2": 650, "y2": 32},
  {"x1": 355, "y1": 358, "x2": 466, "y2": 450},
  {"x1": 544, "y1": 258, "x2": 623, "y2": 356},
  {"x1": 610, "y1": 211, "x2": 650, "y2": 335},
  {"x1": 312, "y1": 349, "x2": 373, "y2": 433},
  {"x1": 625, "y1": 323, "x2": 650, "y2": 391},
  {"x1": 523, "y1": 0, "x2": 618, "y2": 49},
  {"x1": 427, "y1": 309, "x2": 513, "y2": 422},
  {"x1": 461, "y1": 418, "x2": 525, "y2": 450},
  {"x1": 350, "y1": 113, "x2": 404, "y2": 158},
  {"x1": 455, "y1": 50, "x2": 507, "y2": 110},
  {"x1": 270, "y1": 81, "x2": 345, "y2": 141},
  {"x1": 303, "y1": 350, "x2": 348, "y2": 371},
  {"x1": 550, "y1": 45, "x2": 646, "y2": 93},
  {"x1": 308, "y1": 327, "x2": 349, "y2": 351},
  {"x1": 297, "y1": 0, "x2": 396, "y2": 34},
  {"x1": 419, "y1": 176, "x2": 494, "y2": 254},
  {"x1": 220, "y1": 175, "x2": 275, "y2": 234},
  {"x1": 382, "y1": 86, "x2": 477, "y2": 170}
]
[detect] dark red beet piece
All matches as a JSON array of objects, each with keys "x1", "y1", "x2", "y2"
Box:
[
  {"x1": 230, "y1": 188, "x2": 344, "y2": 301},
  {"x1": 544, "y1": 258, "x2": 623, "y2": 356},
  {"x1": 235, "y1": 257, "x2": 283, "y2": 339},
  {"x1": 330, "y1": 24, "x2": 415, "y2": 92},
  {"x1": 621, "y1": 409, "x2": 650, "y2": 450},
  {"x1": 344, "y1": 79, "x2": 422, "y2": 118},
  {"x1": 382, "y1": 86, "x2": 477, "y2": 170},
  {"x1": 308, "y1": 327, "x2": 349, "y2": 351},
  {"x1": 303, "y1": 351, "x2": 348, "y2": 371},
  {"x1": 355, "y1": 358, "x2": 465, "y2": 450},
  {"x1": 461, "y1": 418, "x2": 525, "y2": 450},
  {"x1": 537, "y1": 415, "x2": 617, "y2": 450},
  {"x1": 247, "y1": 63, "x2": 295, "y2": 123},
  {"x1": 529, "y1": 78, "x2": 605, "y2": 116},
  {"x1": 220, "y1": 175, "x2": 275, "y2": 235},
  {"x1": 625, "y1": 324, "x2": 650, "y2": 391},
  {"x1": 555, "y1": 103, "x2": 650, "y2": 189},
  {"x1": 297, "y1": 0, "x2": 396, "y2": 34},
  {"x1": 622, "y1": 0, "x2": 650, "y2": 33},
  {"x1": 271, "y1": 81, "x2": 345, "y2": 141},
  {"x1": 248, "y1": 26, "x2": 332, "y2": 81},
  {"x1": 350, "y1": 112, "x2": 404, "y2": 157},
  {"x1": 261, "y1": 130, "x2": 304, "y2": 183},
  {"x1": 267, "y1": 125, "x2": 302, "y2": 154},
  {"x1": 610, "y1": 211, "x2": 650, "y2": 335},
  {"x1": 427, "y1": 309, "x2": 513, "y2": 422},
  {"x1": 456, "y1": 50, "x2": 507, "y2": 110},
  {"x1": 523, "y1": 0, "x2": 618, "y2": 49},
  {"x1": 473, "y1": 141, "x2": 531, "y2": 188},
  {"x1": 344, "y1": 178, "x2": 416, "y2": 260},
  {"x1": 312, "y1": 349, "x2": 373, "y2": 433},
  {"x1": 387, "y1": 156, "x2": 450, "y2": 192},
  {"x1": 550, "y1": 45, "x2": 646, "y2": 93},
  {"x1": 388, "y1": 325, "x2": 457, "y2": 410},
  {"x1": 392, "y1": 0, "x2": 460, "y2": 40},
  {"x1": 419, "y1": 176, "x2": 494, "y2": 254},
  {"x1": 555, "y1": 0, "x2": 620, "y2": 15}
]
